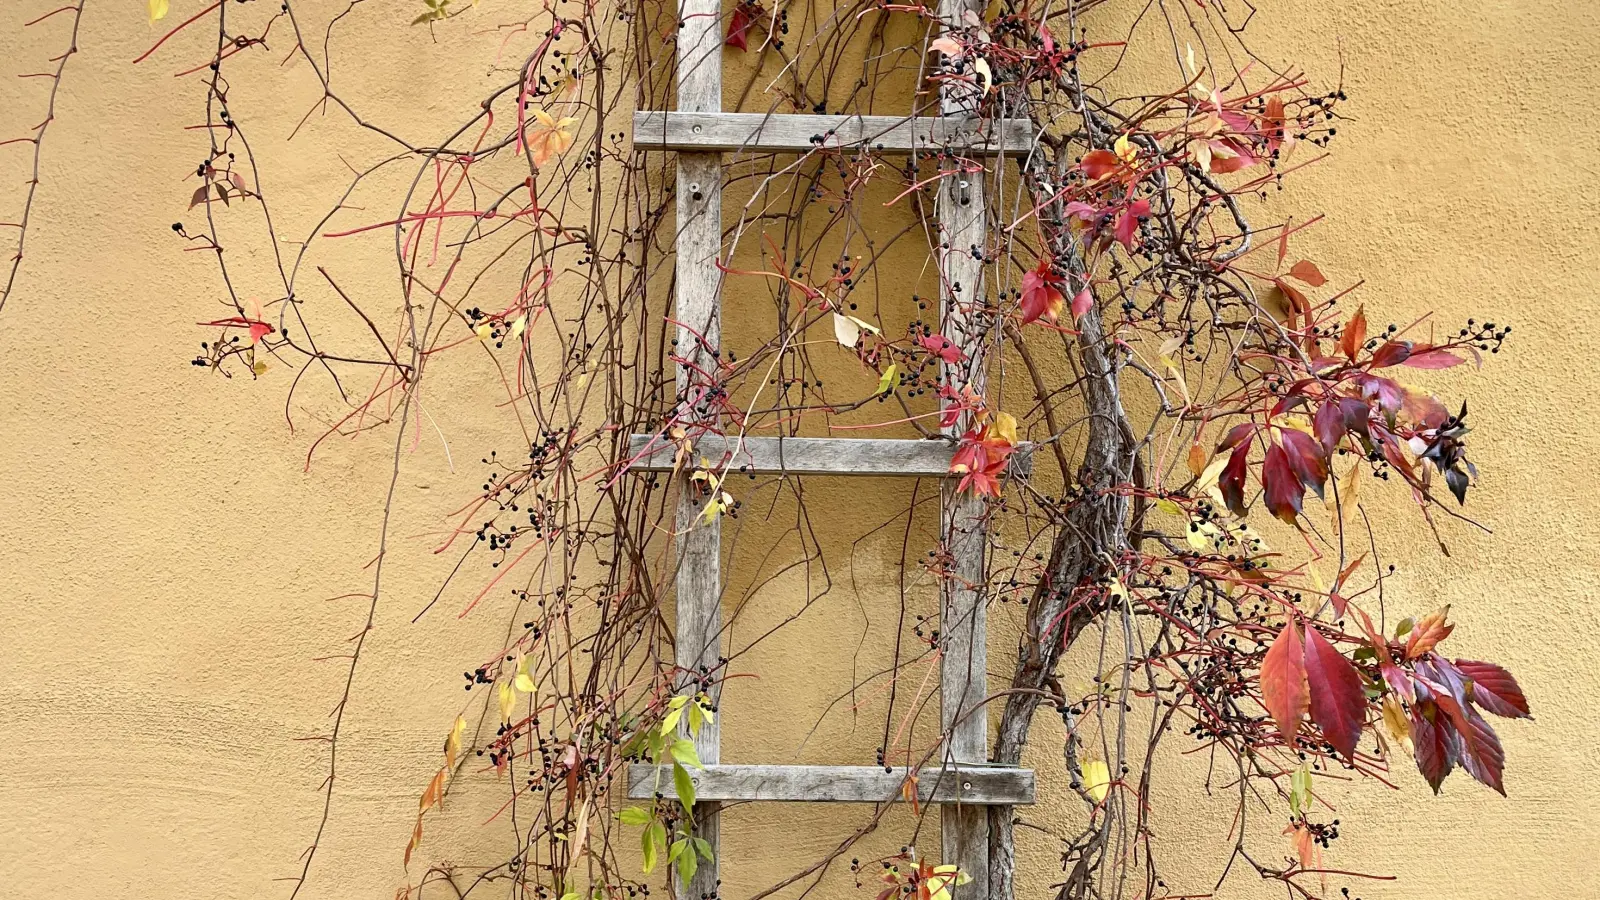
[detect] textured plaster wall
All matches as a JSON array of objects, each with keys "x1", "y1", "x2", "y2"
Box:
[{"x1": 1, "y1": 1, "x2": 1597, "y2": 899}]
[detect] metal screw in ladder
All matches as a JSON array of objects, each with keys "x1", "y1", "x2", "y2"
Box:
[{"x1": 635, "y1": 0, "x2": 1036, "y2": 895}]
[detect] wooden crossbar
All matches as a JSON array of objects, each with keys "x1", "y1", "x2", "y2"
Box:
[
  {"x1": 626, "y1": 434, "x2": 1034, "y2": 479},
  {"x1": 633, "y1": 111, "x2": 1036, "y2": 155},
  {"x1": 627, "y1": 764, "x2": 1034, "y2": 805}
]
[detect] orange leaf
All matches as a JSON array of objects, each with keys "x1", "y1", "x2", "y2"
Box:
[
  {"x1": 1405, "y1": 605, "x2": 1454, "y2": 659},
  {"x1": 1288, "y1": 260, "x2": 1327, "y2": 287},
  {"x1": 1339, "y1": 304, "x2": 1367, "y2": 360}
]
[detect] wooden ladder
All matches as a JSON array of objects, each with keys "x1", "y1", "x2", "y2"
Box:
[{"x1": 629, "y1": 0, "x2": 1036, "y2": 896}]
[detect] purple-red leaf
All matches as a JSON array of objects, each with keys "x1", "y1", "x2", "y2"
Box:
[
  {"x1": 1279, "y1": 428, "x2": 1329, "y2": 499},
  {"x1": 1219, "y1": 442, "x2": 1250, "y2": 518},
  {"x1": 1313, "y1": 400, "x2": 1344, "y2": 452},
  {"x1": 1216, "y1": 422, "x2": 1256, "y2": 453},
  {"x1": 1304, "y1": 625, "x2": 1366, "y2": 760},
  {"x1": 1416, "y1": 658, "x2": 1507, "y2": 795},
  {"x1": 1455, "y1": 660, "x2": 1531, "y2": 719},
  {"x1": 1262, "y1": 444, "x2": 1304, "y2": 525},
  {"x1": 1260, "y1": 621, "x2": 1309, "y2": 744},
  {"x1": 1410, "y1": 695, "x2": 1456, "y2": 793}
]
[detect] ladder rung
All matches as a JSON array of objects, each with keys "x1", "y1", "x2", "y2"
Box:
[
  {"x1": 626, "y1": 764, "x2": 1035, "y2": 805},
  {"x1": 626, "y1": 434, "x2": 1033, "y2": 479},
  {"x1": 633, "y1": 111, "x2": 1036, "y2": 156}
]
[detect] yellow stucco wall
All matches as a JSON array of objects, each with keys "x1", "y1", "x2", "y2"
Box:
[{"x1": 1, "y1": 1, "x2": 1596, "y2": 899}]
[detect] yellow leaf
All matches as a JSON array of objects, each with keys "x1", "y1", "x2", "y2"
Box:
[
  {"x1": 1154, "y1": 497, "x2": 1182, "y2": 517},
  {"x1": 927, "y1": 864, "x2": 972, "y2": 900},
  {"x1": 498, "y1": 680, "x2": 515, "y2": 723},
  {"x1": 1114, "y1": 133, "x2": 1137, "y2": 164},
  {"x1": 1080, "y1": 759, "x2": 1110, "y2": 803},
  {"x1": 991, "y1": 411, "x2": 1018, "y2": 446},
  {"x1": 511, "y1": 314, "x2": 527, "y2": 339},
  {"x1": 251, "y1": 359, "x2": 268, "y2": 377},
  {"x1": 149, "y1": 0, "x2": 169, "y2": 23},
  {"x1": 527, "y1": 109, "x2": 578, "y2": 168},
  {"x1": 445, "y1": 715, "x2": 466, "y2": 769},
  {"x1": 876, "y1": 363, "x2": 898, "y2": 396},
  {"x1": 1382, "y1": 694, "x2": 1413, "y2": 754},
  {"x1": 475, "y1": 322, "x2": 491, "y2": 341},
  {"x1": 514, "y1": 655, "x2": 537, "y2": 693}
]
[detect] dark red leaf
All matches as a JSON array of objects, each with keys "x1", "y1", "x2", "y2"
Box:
[
  {"x1": 1339, "y1": 304, "x2": 1367, "y2": 360},
  {"x1": 1304, "y1": 625, "x2": 1366, "y2": 760},
  {"x1": 1369, "y1": 340, "x2": 1413, "y2": 368},
  {"x1": 189, "y1": 185, "x2": 209, "y2": 209},
  {"x1": 1410, "y1": 695, "x2": 1457, "y2": 793},
  {"x1": 1279, "y1": 429, "x2": 1328, "y2": 499},
  {"x1": 1416, "y1": 658, "x2": 1506, "y2": 794},
  {"x1": 1219, "y1": 442, "x2": 1250, "y2": 518},
  {"x1": 1354, "y1": 607, "x2": 1414, "y2": 703},
  {"x1": 1260, "y1": 621, "x2": 1309, "y2": 744},
  {"x1": 1287, "y1": 259, "x2": 1327, "y2": 287},
  {"x1": 1216, "y1": 422, "x2": 1256, "y2": 453},
  {"x1": 1455, "y1": 660, "x2": 1531, "y2": 719},
  {"x1": 1262, "y1": 444, "x2": 1304, "y2": 525}
]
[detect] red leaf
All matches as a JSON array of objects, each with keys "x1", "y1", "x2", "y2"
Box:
[
  {"x1": 1219, "y1": 442, "x2": 1250, "y2": 518},
  {"x1": 918, "y1": 333, "x2": 964, "y2": 364},
  {"x1": 1339, "y1": 304, "x2": 1367, "y2": 360},
  {"x1": 1287, "y1": 259, "x2": 1327, "y2": 287},
  {"x1": 1113, "y1": 198, "x2": 1150, "y2": 251},
  {"x1": 1455, "y1": 660, "x2": 1531, "y2": 719},
  {"x1": 1020, "y1": 258, "x2": 1066, "y2": 324},
  {"x1": 726, "y1": 3, "x2": 758, "y2": 51},
  {"x1": 1403, "y1": 346, "x2": 1465, "y2": 369},
  {"x1": 1410, "y1": 697, "x2": 1456, "y2": 793},
  {"x1": 1304, "y1": 625, "x2": 1366, "y2": 760},
  {"x1": 1262, "y1": 443, "x2": 1304, "y2": 525},
  {"x1": 1260, "y1": 622, "x2": 1309, "y2": 744},
  {"x1": 1079, "y1": 149, "x2": 1120, "y2": 181},
  {"x1": 1279, "y1": 429, "x2": 1328, "y2": 499},
  {"x1": 248, "y1": 320, "x2": 272, "y2": 345},
  {"x1": 1070, "y1": 287, "x2": 1094, "y2": 321},
  {"x1": 1369, "y1": 340, "x2": 1413, "y2": 368}
]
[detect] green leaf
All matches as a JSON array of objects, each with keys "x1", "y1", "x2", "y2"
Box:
[
  {"x1": 641, "y1": 822, "x2": 665, "y2": 874},
  {"x1": 674, "y1": 762, "x2": 697, "y2": 813},
  {"x1": 687, "y1": 701, "x2": 704, "y2": 737},
  {"x1": 641, "y1": 825, "x2": 658, "y2": 873},
  {"x1": 659, "y1": 705, "x2": 684, "y2": 737},
  {"x1": 675, "y1": 838, "x2": 698, "y2": 884},
  {"x1": 693, "y1": 836, "x2": 714, "y2": 861},
  {"x1": 671, "y1": 737, "x2": 704, "y2": 770},
  {"x1": 877, "y1": 363, "x2": 898, "y2": 396},
  {"x1": 1289, "y1": 762, "x2": 1312, "y2": 816},
  {"x1": 618, "y1": 806, "x2": 651, "y2": 827}
]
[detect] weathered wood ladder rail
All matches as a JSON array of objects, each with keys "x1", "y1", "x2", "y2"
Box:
[{"x1": 628, "y1": 1, "x2": 1036, "y2": 896}]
